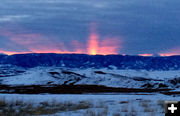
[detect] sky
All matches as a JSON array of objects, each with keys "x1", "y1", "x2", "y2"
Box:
[{"x1": 0, "y1": 0, "x2": 180, "y2": 56}]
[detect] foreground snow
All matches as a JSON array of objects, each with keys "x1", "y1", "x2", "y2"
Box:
[{"x1": 0, "y1": 93, "x2": 179, "y2": 116}]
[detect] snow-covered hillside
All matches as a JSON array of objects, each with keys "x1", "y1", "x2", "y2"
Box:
[{"x1": 0, "y1": 66, "x2": 179, "y2": 91}]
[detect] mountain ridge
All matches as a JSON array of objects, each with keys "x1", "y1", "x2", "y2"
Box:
[{"x1": 0, "y1": 53, "x2": 180, "y2": 70}]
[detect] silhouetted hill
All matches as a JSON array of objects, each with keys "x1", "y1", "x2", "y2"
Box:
[{"x1": 0, "y1": 53, "x2": 180, "y2": 70}]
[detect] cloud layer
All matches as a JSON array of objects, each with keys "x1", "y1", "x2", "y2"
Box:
[{"x1": 0, "y1": 0, "x2": 180, "y2": 55}]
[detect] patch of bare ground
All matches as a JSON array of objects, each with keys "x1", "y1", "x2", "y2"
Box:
[
  {"x1": 0, "y1": 97, "x2": 93, "y2": 116},
  {"x1": 0, "y1": 96, "x2": 167, "y2": 116},
  {"x1": 0, "y1": 85, "x2": 172, "y2": 94}
]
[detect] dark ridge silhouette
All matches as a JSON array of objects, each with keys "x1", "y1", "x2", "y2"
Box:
[{"x1": 0, "y1": 53, "x2": 180, "y2": 70}]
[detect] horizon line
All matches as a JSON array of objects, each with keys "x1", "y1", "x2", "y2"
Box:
[{"x1": 1, "y1": 52, "x2": 180, "y2": 57}]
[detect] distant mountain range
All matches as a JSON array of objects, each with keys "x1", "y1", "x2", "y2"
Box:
[{"x1": 0, "y1": 53, "x2": 180, "y2": 70}]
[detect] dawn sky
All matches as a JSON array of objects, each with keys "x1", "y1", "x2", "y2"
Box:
[{"x1": 0, "y1": 0, "x2": 180, "y2": 56}]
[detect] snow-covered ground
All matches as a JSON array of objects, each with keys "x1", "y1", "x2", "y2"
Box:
[
  {"x1": 0, "y1": 93, "x2": 179, "y2": 116},
  {"x1": 0, "y1": 66, "x2": 179, "y2": 115},
  {"x1": 74, "y1": 68, "x2": 180, "y2": 80},
  {"x1": 0, "y1": 67, "x2": 180, "y2": 90}
]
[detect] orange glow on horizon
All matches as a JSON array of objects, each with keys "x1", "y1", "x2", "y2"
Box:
[
  {"x1": 159, "y1": 53, "x2": 180, "y2": 56},
  {"x1": 0, "y1": 50, "x2": 86, "y2": 55},
  {"x1": 138, "y1": 54, "x2": 153, "y2": 57},
  {"x1": 87, "y1": 23, "x2": 121, "y2": 55},
  {"x1": 0, "y1": 23, "x2": 122, "y2": 55},
  {"x1": 158, "y1": 47, "x2": 180, "y2": 56},
  {"x1": 88, "y1": 32, "x2": 99, "y2": 55},
  {"x1": 1, "y1": 25, "x2": 180, "y2": 56},
  {"x1": 0, "y1": 50, "x2": 31, "y2": 55}
]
